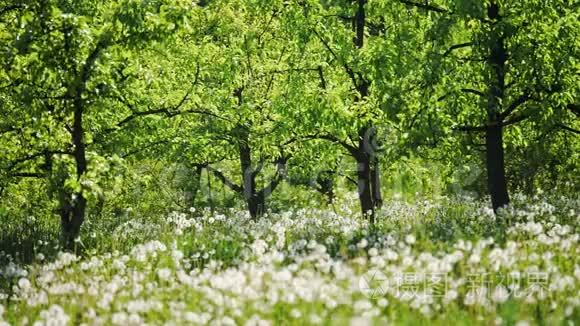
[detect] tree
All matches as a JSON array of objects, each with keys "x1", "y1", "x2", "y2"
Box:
[
  {"x1": 122, "y1": 0, "x2": 301, "y2": 219},
  {"x1": 0, "y1": 0, "x2": 190, "y2": 246},
  {"x1": 280, "y1": 0, "x2": 431, "y2": 222},
  {"x1": 405, "y1": 0, "x2": 579, "y2": 213}
]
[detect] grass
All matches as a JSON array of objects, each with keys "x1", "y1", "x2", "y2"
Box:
[{"x1": 0, "y1": 194, "x2": 578, "y2": 325}]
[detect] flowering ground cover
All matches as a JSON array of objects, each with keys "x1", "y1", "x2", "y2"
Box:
[
  {"x1": 0, "y1": 195, "x2": 578, "y2": 325},
  {"x1": 1, "y1": 0, "x2": 578, "y2": 325}
]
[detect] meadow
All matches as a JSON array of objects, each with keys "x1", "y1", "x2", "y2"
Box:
[
  {"x1": 1, "y1": 194, "x2": 578, "y2": 325},
  {"x1": 1, "y1": 0, "x2": 578, "y2": 325}
]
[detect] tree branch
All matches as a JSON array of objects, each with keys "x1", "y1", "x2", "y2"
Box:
[
  {"x1": 556, "y1": 123, "x2": 580, "y2": 135},
  {"x1": 258, "y1": 156, "x2": 289, "y2": 197},
  {"x1": 311, "y1": 28, "x2": 359, "y2": 89},
  {"x1": 287, "y1": 133, "x2": 360, "y2": 158},
  {"x1": 0, "y1": 125, "x2": 16, "y2": 137},
  {"x1": 454, "y1": 125, "x2": 486, "y2": 132},
  {"x1": 205, "y1": 165, "x2": 243, "y2": 194},
  {"x1": 251, "y1": 157, "x2": 266, "y2": 179},
  {"x1": 443, "y1": 42, "x2": 473, "y2": 57},
  {"x1": 501, "y1": 92, "x2": 530, "y2": 119},
  {"x1": 317, "y1": 65, "x2": 327, "y2": 90},
  {"x1": 502, "y1": 114, "x2": 529, "y2": 127},
  {"x1": 5, "y1": 150, "x2": 72, "y2": 171},
  {"x1": 8, "y1": 172, "x2": 45, "y2": 178},
  {"x1": 74, "y1": 35, "x2": 110, "y2": 102},
  {"x1": 0, "y1": 4, "x2": 25, "y2": 17},
  {"x1": 461, "y1": 88, "x2": 485, "y2": 97},
  {"x1": 565, "y1": 103, "x2": 580, "y2": 117},
  {"x1": 343, "y1": 175, "x2": 358, "y2": 186},
  {"x1": 95, "y1": 91, "x2": 228, "y2": 141},
  {"x1": 255, "y1": 67, "x2": 319, "y2": 79},
  {"x1": 453, "y1": 115, "x2": 530, "y2": 132},
  {"x1": 398, "y1": 0, "x2": 449, "y2": 13}
]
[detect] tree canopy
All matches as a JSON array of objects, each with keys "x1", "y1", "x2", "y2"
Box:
[{"x1": 1, "y1": 0, "x2": 578, "y2": 244}]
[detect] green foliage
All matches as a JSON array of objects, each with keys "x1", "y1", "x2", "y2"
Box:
[{"x1": 0, "y1": 3, "x2": 578, "y2": 323}]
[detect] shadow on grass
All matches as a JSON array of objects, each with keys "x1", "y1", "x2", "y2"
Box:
[{"x1": 0, "y1": 222, "x2": 61, "y2": 266}]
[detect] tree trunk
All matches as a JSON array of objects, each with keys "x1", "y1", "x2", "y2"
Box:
[
  {"x1": 247, "y1": 192, "x2": 265, "y2": 219},
  {"x1": 357, "y1": 128, "x2": 375, "y2": 222},
  {"x1": 207, "y1": 168, "x2": 214, "y2": 214},
  {"x1": 371, "y1": 155, "x2": 383, "y2": 209},
  {"x1": 59, "y1": 193, "x2": 74, "y2": 243},
  {"x1": 61, "y1": 100, "x2": 87, "y2": 248},
  {"x1": 357, "y1": 157, "x2": 375, "y2": 222},
  {"x1": 190, "y1": 165, "x2": 203, "y2": 208},
  {"x1": 356, "y1": 124, "x2": 383, "y2": 223},
  {"x1": 316, "y1": 170, "x2": 335, "y2": 205},
  {"x1": 58, "y1": 38, "x2": 107, "y2": 248},
  {"x1": 232, "y1": 88, "x2": 264, "y2": 219},
  {"x1": 70, "y1": 101, "x2": 87, "y2": 243},
  {"x1": 486, "y1": 1, "x2": 510, "y2": 213},
  {"x1": 237, "y1": 125, "x2": 262, "y2": 219},
  {"x1": 486, "y1": 124, "x2": 509, "y2": 212},
  {"x1": 352, "y1": 1, "x2": 381, "y2": 223}
]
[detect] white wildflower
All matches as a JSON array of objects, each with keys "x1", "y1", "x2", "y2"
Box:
[
  {"x1": 157, "y1": 268, "x2": 172, "y2": 281},
  {"x1": 357, "y1": 238, "x2": 368, "y2": 249},
  {"x1": 491, "y1": 285, "x2": 509, "y2": 303},
  {"x1": 18, "y1": 278, "x2": 31, "y2": 290}
]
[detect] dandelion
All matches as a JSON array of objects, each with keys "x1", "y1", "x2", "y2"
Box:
[
  {"x1": 111, "y1": 312, "x2": 128, "y2": 325},
  {"x1": 468, "y1": 253, "x2": 481, "y2": 264},
  {"x1": 290, "y1": 309, "x2": 302, "y2": 319},
  {"x1": 357, "y1": 238, "x2": 368, "y2": 249},
  {"x1": 35, "y1": 253, "x2": 45, "y2": 261},
  {"x1": 565, "y1": 306, "x2": 573, "y2": 317},
  {"x1": 350, "y1": 316, "x2": 373, "y2": 326},
  {"x1": 251, "y1": 239, "x2": 268, "y2": 256},
  {"x1": 157, "y1": 268, "x2": 172, "y2": 281},
  {"x1": 492, "y1": 285, "x2": 509, "y2": 303},
  {"x1": 377, "y1": 298, "x2": 389, "y2": 308},
  {"x1": 36, "y1": 304, "x2": 70, "y2": 326},
  {"x1": 309, "y1": 314, "x2": 322, "y2": 324},
  {"x1": 515, "y1": 321, "x2": 530, "y2": 326}
]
